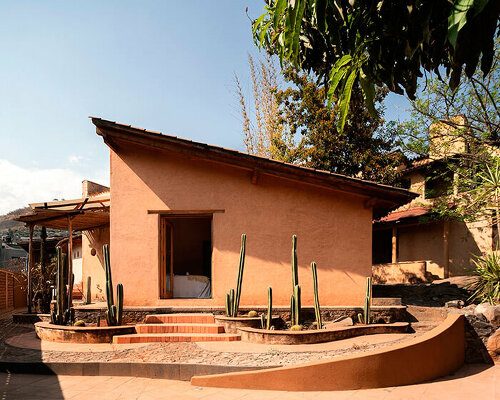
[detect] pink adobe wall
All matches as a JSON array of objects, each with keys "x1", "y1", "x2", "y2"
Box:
[
  {"x1": 109, "y1": 142, "x2": 373, "y2": 307},
  {"x1": 82, "y1": 227, "x2": 109, "y2": 301}
]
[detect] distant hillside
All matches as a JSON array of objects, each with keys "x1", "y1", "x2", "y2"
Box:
[
  {"x1": 0, "y1": 207, "x2": 66, "y2": 241},
  {"x1": 0, "y1": 207, "x2": 31, "y2": 232}
]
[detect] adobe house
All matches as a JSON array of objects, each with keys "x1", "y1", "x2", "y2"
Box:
[
  {"x1": 89, "y1": 117, "x2": 415, "y2": 307},
  {"x1": 372, "y1": 118, "x2": 495, "y2": 283}
]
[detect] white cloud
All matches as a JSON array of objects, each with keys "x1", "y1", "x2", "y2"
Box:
[
  {"x1": 68, "y1": 155, "x2": 86, "y2": 165},
  {"x1": 0, "y1": 159, "x2": 109, "y2": 215}
]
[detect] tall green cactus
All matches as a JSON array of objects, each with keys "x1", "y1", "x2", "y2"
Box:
[
  {"x1": 311, "y1": 262, "x2": 322, "y2": 329},
  {"x1": 50, "y1": 247, "x2": 73, "y2": 325},
  {"x1": 291, "y1": 235, "x2": 298, "y2": 288},
  {"x1": 225, "y1": 234, "x2": 246, "y2": 317},
  {"x1": 260, "y1": 287, "x2": 273, "y2": 329},
  {"x1": 289, "y1": 235, "x2": 301, "y2": 326},
  {"x1": 363, "y1": 277, "x2": 372, "y2": 324},
  {"x1": 103, "y1": 244, "x2": 124, "y2": 326}
]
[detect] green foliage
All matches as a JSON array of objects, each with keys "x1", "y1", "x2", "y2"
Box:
[
  {"x1": 468, "y1": 251, "x2": 500, "y2": 304},
  {"x1": 253, "y1": 0, "x2": 499, "y2": 132},
  {"x1": 277, "y1": 69, "x2": 402, "y2": 184},
  {"x1": 311, "y1": 262, "x2": 322, "y2": 329},
  {"x1": 103, "y1": 244, "x2": 124, "y2": 326},
  {"x1": 225, "y1": 234, "x2": 246, "y2": 317}
]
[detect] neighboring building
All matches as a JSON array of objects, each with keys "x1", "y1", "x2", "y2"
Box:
[
  {"x1": 86, "y1": 117, "x2": 415, "y2": 307},
  {"x1": 372, "y1": 119, "x2": 495, "y2": 283},
  {"x1": 0, "y1": 236, "x2": 26, "y2": 271}
]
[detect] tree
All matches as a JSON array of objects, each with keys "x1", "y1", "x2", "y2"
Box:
[
  {"x1": 276, "y1": 68, "x2": 402, "y2": 183},
  {"x1": 252, "y1": 0, "x2": 500, "y2": 132},
  {"x1": 235, "y1": 57, "x2": 402, "y2": 183},
  {"x1": 396, "y1": 39, "x2": 500, "y2": 226},
  {"x1": 234, "y1": 54, "x2": 295, "y2": 159}
]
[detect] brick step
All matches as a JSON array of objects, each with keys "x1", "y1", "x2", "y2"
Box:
[
  {"x1": 135, "y1": 323, "x2": 224, "y2": 334},
  {"x1": 113, "y1": 333, "x2": 240, "y2": 344},
  {"x1": 144, "y1": 313, "x2": 215, "y2": 324}
]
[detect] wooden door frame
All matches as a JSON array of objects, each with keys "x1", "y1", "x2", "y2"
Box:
[
  {"x1": 156, "y1": 210, "x2": 222, "y2": 299},
  {"x1": 159, "y1": 217, "x2": 174, "y2": 299}
]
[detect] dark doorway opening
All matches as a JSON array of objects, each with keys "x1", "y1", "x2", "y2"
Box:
[{"x1": 160, "y1": 215, "x2": 212, "y2": 298}]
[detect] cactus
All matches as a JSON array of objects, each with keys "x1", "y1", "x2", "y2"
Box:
[
  {"x1": 311, "y1": 262, "x2": 322, "y2": 329},
  {"x1": 260, "y1": 313, "x2": 266, "y2": 329},
  {"x1": 260, "y1": 287, "x2": 273, "y2": 329},
  {"x1": 291, "y1": 235, "x2": 298, "y2": 288},
  {"x1": 85, "y1": 276, "x2": 92, "y2": 305},
  {"x1": 225, "y1": 234, "x2": 246, "y2": 317},
  {"x1": 266, "y1": 287, "x2": 272, "y2": 329},
  {"x1": 50, "y1": 247, "x2": 72, "y2": 325},
  {"x1": 290, "y1": 324, "x2": 302, "y2": 331},
  {"x1": 293, "y1": 284, "x2": 301, "y2": 325},
  {"x1": 362, "y1": 277, "x2": 372, "y2": 324},
  {"x1": 103, "y1": 244, "x2": 124, "y2": 326},
  {"x1": 289, "y1": 235, "x2": 302, "y2": 326},
  {"x1": 97, "y1": 315, "x2": 101, "y2": 327},
  {"x1": 247, "y1": 310, "x2": 258, "y2": 317}
]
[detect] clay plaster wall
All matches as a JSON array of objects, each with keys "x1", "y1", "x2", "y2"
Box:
[
  {"x1": 82, "y1": 227, "x2": 109, "y2": 301},
  {"x1": 109, "y1": 142, "x2": 373, "y2": 307},
  {"x1": 397, "y1": 219, "x2": 491, "y2": 278}
]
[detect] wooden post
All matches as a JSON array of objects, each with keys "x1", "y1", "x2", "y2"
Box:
[
  {"x1": 391, "y1": 226, "x2": 397, "y2": 264},
  {"x1": 67, "y1": 216, "x2": 74, "y2": 308},
  {"x1": 27, "y1": 224, "x2": 34, "y2": 313},
  {"x1": 443, "y1": 220, "x2": 450, "y2": 278}
]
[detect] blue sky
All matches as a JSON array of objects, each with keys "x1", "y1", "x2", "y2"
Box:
[{"x1": 0, "y1": 1, "x2": 410, "y2": 214}]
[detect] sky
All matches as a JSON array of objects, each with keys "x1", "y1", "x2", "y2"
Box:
[{"x1": 0, "y1": 1, "x2": 410, "y2": 215}]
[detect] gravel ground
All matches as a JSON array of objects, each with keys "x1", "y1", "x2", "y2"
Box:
[{"x1": 0, "y1": 311, "x2": 437, "y2": 367}]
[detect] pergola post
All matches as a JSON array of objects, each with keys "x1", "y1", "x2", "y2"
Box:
[
  {"x1": 27, "y1": 224, "x2": 34, "y2": 314},
  {"x1": 391, "y1": 226, "x2": 397, "y2": 264},
  {"x1": 67, "y1": 215, "x2": 74, "y2": 308}
]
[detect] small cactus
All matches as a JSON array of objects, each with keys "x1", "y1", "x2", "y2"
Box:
[
  {"x1": 74, "y1": 320, "x2": 85, "y2": 327},
  {"x1": 247, "y1": 310, "x2": 258, "y2": 317},
  {"x1": 96, "y1": 315, "x2": 101, "y2": 327},
  {"x1": 290, "y1": 324, "x2": 303, "y2": 331}
]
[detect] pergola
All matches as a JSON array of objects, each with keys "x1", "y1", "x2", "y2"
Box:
[{"x1": 16, "y1": 196, "x2": 110, "y2": 313}]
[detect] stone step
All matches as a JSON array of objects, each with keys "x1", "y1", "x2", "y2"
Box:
[
  {"x1": 144, "y1": 313, "x2": 215, "y2": 324},
  {"x1": 113, "y1": 333, "x2": 240, "y2": 344},
  {"x1": 135, "y1": 323, "x2": 224, "y2": 334}
]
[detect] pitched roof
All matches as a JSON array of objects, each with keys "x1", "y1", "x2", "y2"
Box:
[
  {"x1": 375, "y1": 206, "x2": 431, "y2": 223},
  {"x1": 91, "y1": 117, "x2": 418, "y2": 218}
]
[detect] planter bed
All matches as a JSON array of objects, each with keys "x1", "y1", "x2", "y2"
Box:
[
  {"x1": 214, "y1": 315, "x2": 281, "y2": 333},
  {"x1": 238, "y1": 322, "x2": 410, "y2": 345},
  {"x1": 34, "y1": 322, "x2": 135, "y2": 344}
]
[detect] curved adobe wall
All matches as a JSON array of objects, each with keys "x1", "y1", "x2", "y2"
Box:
[{"x1": 191, "y1": 314, "x2": 465, "y2": 391}]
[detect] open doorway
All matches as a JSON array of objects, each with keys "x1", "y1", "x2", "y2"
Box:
[{"x1": 159, "y1": 215, "x2": 212, "y2": 299}]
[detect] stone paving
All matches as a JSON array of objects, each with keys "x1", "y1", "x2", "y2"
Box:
[{"x1": 1, "y1": 364, "x2": 498, "y2": 399}]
